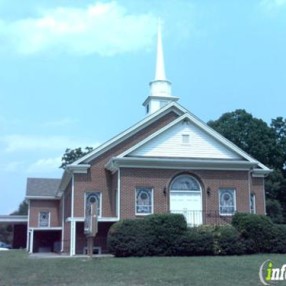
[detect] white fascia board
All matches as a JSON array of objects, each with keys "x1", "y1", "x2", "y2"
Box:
[
  {"x1": 29, "y1": 227, "x2": 62, "y2": 231},
  {"x1": 66, "y1": 217, "x2": 119, "y2": 223},
  {"x1": 116, "y1": 112, "x2": 264, "y2": 168},
  {"x1": 70, "y1": 102, "x2": 186, "y2": 165},
  {"x1": 142, "y1": 95, "x2": 179, "y2": 106},
  {"x1": 58, "y1": 169, "x2": 72, "y2": 194},
  {"x1": 117, "y1": 114, "x2": 187, "y2": 158},
  {"x1": 66, "y1": 164, "x2": 90, "y2": 173},
  {"x1": 183, "y1": 112, "x2": 270, "y2": 169},
  {"x1": 57, "y1": 165, "x2": 90, "y2": 194},
  {"x1": 0, "y1": 215, "x2": 28, "y2": 223},
  {"x1": 106, "y1": 157, "x2": 258, "y2": 172},
  {"x1": 252, "y1": 168, "x2": 273, "y2": 177},
  {"x1": 26, "y1": 196, "x2": 60, "y2": 200}
]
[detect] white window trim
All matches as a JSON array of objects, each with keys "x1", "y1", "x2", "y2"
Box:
[
  {"x1": 38, "y1": 211, "x2": 50, "y2": 228},
  {"x1": 135, "y1": 187, "x2": 154, "y2": 216},
  {"x1": 84, "y1": 192, "x2": 102, "y2": 218},
  {"x1": 250, "y1": 193, "x2": 256, "y2": 214},
  {"x1": 218, "y1": 188, "x2": 236, "y2": 216}
]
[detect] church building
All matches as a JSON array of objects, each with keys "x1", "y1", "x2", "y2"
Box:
[{"x1": 25, "y1": 25, "x2": 271, "y2": 255}]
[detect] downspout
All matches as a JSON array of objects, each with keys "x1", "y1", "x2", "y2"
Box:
[
  {"x1": 248, "y1": 168, "x2": 253, "y2": 213},
  {"x1": 70, "y1": 173, "x2": 75, "y2": 255},
  {"x1": 61, "y1": 192, "x2": 65, "y2": 252},
  {"x1": 71, "y1": 173, "x2": 75, "y2": 218},
  {"x1": 263, "y1": 178, "x2": 267, "y2": 215},
  {"x1": 26, "y1": 199, "x2": 30, "y2": 251},
  {"x1": 117, "y1": 168, "x2": 121, "y2": 220}
]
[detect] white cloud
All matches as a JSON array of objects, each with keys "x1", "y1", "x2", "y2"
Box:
[
  {"x1": 260, "y1": 0, "x2": 286, "y2": 11},
  {"x1": 26, "y1": 156, "x2": 62, "y2": 174},
  {"x1": 0, "y1": 1, "x2": 157, "y2": 56},
  {"x1": 0, "y1": 134, "x2": 100, "y2": 152}
]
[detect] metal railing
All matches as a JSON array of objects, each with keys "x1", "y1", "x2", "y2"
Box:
[{"x1": 170, "y1": 210, "x2": 233, "y2": 226}]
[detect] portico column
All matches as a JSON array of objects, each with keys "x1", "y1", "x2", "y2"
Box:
[
  {"x1": 29, "y1": 229, "x2": 34, "y2": 253},
  {"x1": 70, "y1": 220, "x2": 76, "y2": 256}
]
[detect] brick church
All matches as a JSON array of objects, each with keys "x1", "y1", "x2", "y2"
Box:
[{"x1": 25, "y1": 25, "x2": 271, "y2": 255}]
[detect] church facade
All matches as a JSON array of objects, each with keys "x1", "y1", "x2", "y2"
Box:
[{"x1": 26, "y1": 26, "x2": 271, "y2": 255}]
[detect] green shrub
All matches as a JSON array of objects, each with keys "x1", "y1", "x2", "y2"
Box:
[
  {"x1": 145, "y1": 213, "x2": 187, "y2": 256},
  {"x1": 231, "y1": 213, "x2": 274, "y2": 253},
  {"x1": 107, "y1": 219, "x2": 150, "y2": 257},
  {"x1": 213, "y1": 225, "x2": 245, "y2": 255},
  {"x1": 270, "y1": 224, "x2": 286, "y2": 253},
  {"x1": 175, "y1": 226, "x2": 214, "y2": 256},
  {"x1": 107, "y1": 213, "x2": 187, "y2": 257}
]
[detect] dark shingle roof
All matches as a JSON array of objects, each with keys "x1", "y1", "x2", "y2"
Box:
[{"x1": 26, "y1": 178, "x2": 61, "y2": 197}]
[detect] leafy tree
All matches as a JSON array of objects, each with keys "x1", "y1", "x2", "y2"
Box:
[
  {"x1": 208, "y1": 110, "x2": 286, "y2": 222},
  {"x1": 208, "y1": 109, "x2": 281, "y2": 169},
  {"x1": 10, "y1": 200, "x2": 28, "y2": 215},
  {"x1": 60, "y1": 147, "x2": 93, "y2": 169},
  {"x1": 266, "y1": 199, "x2": 284, "y2": 224}
]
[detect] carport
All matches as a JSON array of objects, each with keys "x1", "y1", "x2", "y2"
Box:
[
  {"x1": 0, "y1": 215, "x2": 28, "y2": 249},
  {"x1": 29, "y1": 228, "x2": 62, "y2": 253}
]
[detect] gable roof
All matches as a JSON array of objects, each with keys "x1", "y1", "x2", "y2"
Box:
[
  {"x1": 117, "y1": 112, "x2": 262, "y2": 164},
  {"x1": 70, "y1": 101, "x2": 187, "y2": 165},
  {"x1": 26, "y1": 178, "x2": 61, "y2": 199},
  {"x1": 60, "y1": 101, "x2": 271, "y2": 190}
]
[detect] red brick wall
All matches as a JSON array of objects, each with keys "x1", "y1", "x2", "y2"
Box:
[
  {"x1": 251, "y1": 177, "x2": 266, "y2": 215},
  {"x1": 70, "y1": 111, "x2": 179, "y2": 218},
  {"x1": 29, "y1": 200, "x2": 60, "y2": 227},
  {"x1": 57, "y1": 108, "x2": 268, "y2": 253},
  {"x1": 119, "y1": 168, "x2": 265, "y2": 221}
]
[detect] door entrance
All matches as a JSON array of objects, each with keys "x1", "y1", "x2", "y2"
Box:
[{"x1": 169, "y1": 175, "x2": 202, "y2": 226}]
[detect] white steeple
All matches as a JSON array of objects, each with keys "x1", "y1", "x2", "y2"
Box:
[
  {"x1": 143, "y1": 21, "x2": 179, "y2": 115},
  {"x1": 154, "y1": 21, "x2": 166, "y2": 81}
]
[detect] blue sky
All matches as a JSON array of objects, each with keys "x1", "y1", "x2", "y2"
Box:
[{"x1": 0, "y1": 0, "x2": 286, "y2": 214}]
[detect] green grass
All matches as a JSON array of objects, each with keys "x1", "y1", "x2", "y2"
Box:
[{"x1": 0, "y1": 251, "x2": 285, "y2": 286}]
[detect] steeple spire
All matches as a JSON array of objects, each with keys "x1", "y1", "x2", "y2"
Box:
[
  {"x1": 154, "y1": 20, "x2": 166, "y2": 81},
  {"x1": 142, "y1": 21, "x2": 179, "y2": 115}
]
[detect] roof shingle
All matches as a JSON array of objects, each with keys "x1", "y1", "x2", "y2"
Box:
[{"x1": 26, "y1": 178, "x2": 61, "y2": 197}]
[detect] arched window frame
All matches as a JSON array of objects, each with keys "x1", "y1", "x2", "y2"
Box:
[{"x1": 170, "y1": 174, "x2": 201, "y2": 192}]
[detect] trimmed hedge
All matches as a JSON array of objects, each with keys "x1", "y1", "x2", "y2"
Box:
[
  {"x1": 175, "y1": 226, "x2": 214, "y2": 256},
  {"x1": 231, "y1": 212, "x2": 275, "y2": 253},
  {"x1": 213, "y1": 225, "x2": 246, "y2": 255},
  {"x1": 107, "y1": 213, "x2": 187, "y2": 257},
  {"x1": 108, "y1": 213, "x2": 286, "y2": 257}
]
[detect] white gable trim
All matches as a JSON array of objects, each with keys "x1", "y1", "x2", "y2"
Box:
[
  {"x1": 70, "y1": 102, "x2": 186, "y2": 165},
  {"x1": 116, "y1": 113, "x2": 268, "y2": 170},
  {"x1": 105, "y1": 157, "x2": 258, "y2": 173}
]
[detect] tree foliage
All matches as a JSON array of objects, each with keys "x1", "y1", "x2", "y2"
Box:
[
  {"x1": 60, "y1": 147, "x2": 93, "y2": 169},
  {"x1": 10, "y1": 200, "x2": 28, "y2": 215},
  {"x1": 208, "y1": 109, "x2": 286, "y2": 222},
  {"x1": 208, "y1": 109, "x2": 282, "y2": 169}
]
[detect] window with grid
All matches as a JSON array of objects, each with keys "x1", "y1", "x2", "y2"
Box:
[
  {"x1": 219, "y1": 189, "x2": 236, "y2": 215},
  {"x1": 135, "y1": 188, "x2": 153, "y2": 215}
]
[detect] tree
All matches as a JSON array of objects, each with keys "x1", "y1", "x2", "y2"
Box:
[
  {"x1": 208, "y1": 110, "x2": 286, "y2": 222},
  {"x1": 60, "y1": 146, "x2": 93, "y2": 169},
  {"x1": 10, "y1": 200, "x2": 28, "y2": 215},
  {"x1": 208, "y1": 109, "x2": 281, "y2": 169}
]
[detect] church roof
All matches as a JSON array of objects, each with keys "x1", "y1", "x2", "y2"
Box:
[{"x1": 26, "y1": 178, "x2": 61, "y2": 199}]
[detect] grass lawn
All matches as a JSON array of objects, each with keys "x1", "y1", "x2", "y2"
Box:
[{"x1": 0, "y1": 251, "x2": 285, "y2": 286}]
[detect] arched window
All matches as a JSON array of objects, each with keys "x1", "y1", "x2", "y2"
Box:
[
  {"x1": 170, "y1": 174, "x2": 200, "y2": 191},
  {"x1": 85, "y1": 192, "x2": 101, "y2": 217}
]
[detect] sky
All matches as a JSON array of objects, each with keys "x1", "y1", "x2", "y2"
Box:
[{"x1": 0, "y1": 0, "x2": 286, "y2": 214}]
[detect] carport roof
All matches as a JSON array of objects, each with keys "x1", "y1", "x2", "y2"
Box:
[{"x1": 26, "y1": 178, "x2": 61, "y2": 198}]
